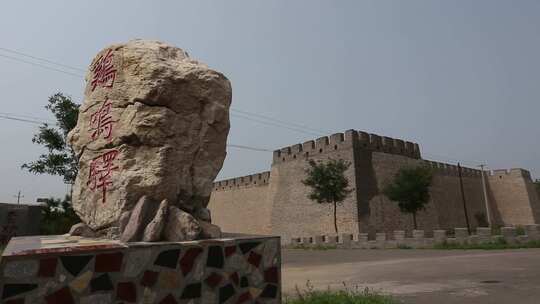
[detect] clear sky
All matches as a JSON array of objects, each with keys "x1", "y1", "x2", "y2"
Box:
[{"x1": 0, "y1": 1, "x2": 538, "y2": 204}]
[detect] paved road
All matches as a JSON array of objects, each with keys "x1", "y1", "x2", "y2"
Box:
[{"x1": 282, "y1": 248, "x2": 540, "y2": 304}]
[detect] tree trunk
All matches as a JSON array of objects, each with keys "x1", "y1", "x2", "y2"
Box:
[
  {"x1": 69, "y1": 183, "x2": 74, "y2": 201},
  {"x1": 412, "y1": 212, "x2": 418, "y2": 230},
  {"x1": 333, "y1": 201, "x2": 338, "y2": 234}
]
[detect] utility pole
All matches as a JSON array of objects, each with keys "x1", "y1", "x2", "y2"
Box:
[
  {"x1": 457, "y1": 163, "x2": 471, "y2": 233},
  {"x1": 13, "y1": 191, "x2": 24, "y2": 204},
  {"x1": 478, "y1": 164, "x2": 491, "y2": 227}
]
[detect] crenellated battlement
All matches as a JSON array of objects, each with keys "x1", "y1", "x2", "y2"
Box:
[
  {"x1": 213, "y1": 171, "x2": 271, "y2": 191},
  {"x1": 423, "y1": 160, "x2": 482, "y2": 177},
  {"x1": 272, "y1": 129, "x2": 421, "y2": 164},
  {"x1": 489, "y1": 168, "x2": 532, "y2": 180}
]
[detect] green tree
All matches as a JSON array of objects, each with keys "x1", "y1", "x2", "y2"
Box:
[
  {"x1": 22, "y1": 92, "x2": 79, "y2": 184},
  {"x1": 22, "y1": 93, "x2": 81, "y2": 233},
  {"x1": 40, "y1": 195, "x2": 80, "y2": 235},
  {"x1": 302, "y1": 159, "x2": 353, "y2": 234},
  {"x1": 383, "y1": 166, "x2": 433, "y2": 230},
  {"x1": 535, "y1": 180, "x2": 540, "y2": 193}
]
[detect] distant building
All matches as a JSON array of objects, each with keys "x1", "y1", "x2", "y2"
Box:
[
  {"x1": 209, "y1": 130, "x2": 540, "y2": 241},
  {"x1": 0, "y1": 203, "x2": 41, "y2": 245}
]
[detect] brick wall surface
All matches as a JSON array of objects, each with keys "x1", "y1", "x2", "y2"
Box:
[
  {"x1": 488, "y1": 169, "x2": 540, "y2": 225},
  {"x1": 208, "y1": 175, "x2": 272, "y2": 235},
  {"x1": 525, "y1": 181, "x2": 540, "y2": 223}
]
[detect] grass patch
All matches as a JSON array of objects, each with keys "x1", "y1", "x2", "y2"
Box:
[
  {"x1": 434, "y1": 238, "x2": 540, "y2": 250},
  {"x1": 292, "y1": 244, "x2": 337, "y2": 250},
  {"x1": 286, "y1": 283, "x2": 397, "y2": 304}
]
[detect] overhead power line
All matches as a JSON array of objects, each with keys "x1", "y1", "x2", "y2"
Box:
[
  {"x1": 0, "y1": 114, "x2": 46, "y2": 125},
  {"x1": 0, "y1": 110, "x2": 480, "y2": 163},
  {"x1": 230, "y1": 112, "x2": 323, "y2": 137},
  {"x1": 227, "y1": 144, "x2": 272, "y2": 152},
  {"x1": 0, "y1": 112, "x2": 485, "y2": 165},
  {"x1": 0, "y1": 47, "x2": 86, "y2": 72},
  {"x1": 0, "y1": 113, "x2": 273, "y2": 153},
  {"x1": 0, "y1": 53, "x2": 84, "y2": 78},
  {"x1": 0, "y1": 112, "x2": 55, "y2": 124},
  {"x1": 231, "y1": 108, "x2": 329, "y2": 135}
]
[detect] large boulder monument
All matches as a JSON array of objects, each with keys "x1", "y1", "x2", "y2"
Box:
[{"x1": 68, "y1": 40, "x2": 232, "y2": 242}]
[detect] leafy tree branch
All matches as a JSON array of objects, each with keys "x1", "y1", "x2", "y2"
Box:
[{"x1": 21, "y1": 93, "x2": 79, "y2": 184}]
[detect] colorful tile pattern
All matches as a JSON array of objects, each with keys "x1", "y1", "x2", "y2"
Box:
[{"x1": 0, "y1": 235, "x2": 281, "y2": 303}]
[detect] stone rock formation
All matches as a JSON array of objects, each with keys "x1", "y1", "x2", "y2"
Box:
[{"x1": 68, "y1": 39, "x2": 231, "y2": 242}]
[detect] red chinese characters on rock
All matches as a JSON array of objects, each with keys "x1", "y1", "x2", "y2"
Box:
[
  {"x1": 90, "y1": 100, "x2": 114, "y2": 141},
  {"x1": 87, "y1": 150, "x2": 120, "y2": 203},
  {"x1": 90, "y1": 49, "x2": 117, "y2": 91}
]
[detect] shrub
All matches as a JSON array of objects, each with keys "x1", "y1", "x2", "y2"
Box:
[
  {"x1": 433, "y1": 238, "x2": 540, "y2": 250},
  {"x1": 515, "y1": 226, "x2": 526, "y2": 236},
  {"x1": 286, "y1": 282, "x2": 397, "y2": 304}
]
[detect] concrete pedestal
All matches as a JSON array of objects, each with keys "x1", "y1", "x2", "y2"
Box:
[{"x1": 0, "y1": 234, "x2": 281, "y2": 304}]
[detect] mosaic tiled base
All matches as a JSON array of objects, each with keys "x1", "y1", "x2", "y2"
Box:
[{"x1": 0, "y1": 234, "x2": 281, "y2": 304}]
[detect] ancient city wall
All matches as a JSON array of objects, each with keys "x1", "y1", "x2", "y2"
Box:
[
  {"x1": 208, "y1": 172, "x2": 272, "y2": 235},
  {"x1": 488, "y1": 169, "x2": 540, "y2": 225},
  {"x1": 209, "y1": 129, "x2": 538, "y2": 240},
  {"x1": 267, "y1": 131, "x2": 360, "y2": 243}
]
